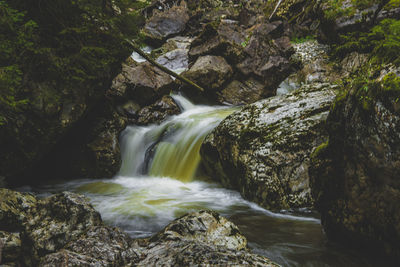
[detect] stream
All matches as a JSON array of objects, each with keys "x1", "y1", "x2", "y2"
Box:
[{"x1": 25, "y1": 95, "x2": 395, "y2": 266}]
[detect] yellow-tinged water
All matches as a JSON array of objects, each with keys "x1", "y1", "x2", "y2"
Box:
[{"x1": 119, "y1": 95, "x2": 237, "y2": 181}]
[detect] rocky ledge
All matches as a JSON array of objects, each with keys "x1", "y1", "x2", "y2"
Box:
[
  {"x1": 201, "y1": 82, "x2": 337, "y2": 211},
  {"x1": 0, "y1": 188, "x2": 278, "y2": 266}
]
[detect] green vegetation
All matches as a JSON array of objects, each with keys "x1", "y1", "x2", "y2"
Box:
[
  {"x1": 291, "y1": 35, "x2": 315, "y2": 44},
  {"x1": 334, "y1": 19, "x2": 400, "y2": 65},
  {"x1": 0, "y1": 0, "x2": 148, "y2": 125}
]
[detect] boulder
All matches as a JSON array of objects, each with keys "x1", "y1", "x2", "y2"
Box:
[
  {"x1": 0, "y1": 189, "x2": 37, "y2": 232},
  {"x1": 156, "y1": 48, "x2": 189, "y2": 73},
  {"x1": 309, "y1": 67, "x2": 400, "y2": 258},
  {"x1": 137, "y1": 95, "x2": 181, "y2": 125},
  {"x1": 137, "y1": 210, "x2": 279, "y2": 266},
  {"x1": 22, "y1": 192, "x2": 102, "y2": 264},
  {"x1": 41, "y1": 226, "x2": 140, "y2": 266},
  {"x1": 182, "y1": 55, "x2": 233, "y2": 93},
  {"x1": 144, "y1": 1, "x2": 190, "y2": 44},
  {"x1": 201, "y1": 83, "x2": 337, "y2": 210},
  {"x1": 218, "y1": 78, "x2": 266, "y2": 105},
  {"x1": 189, "y1": 20, "x2": 247, "y2": 65},
  {"x1": 237, "y1": 22, "x2": 295, "y2": 91},
  {"x1": 108, "y1": 62, "x2": 174, "y2": 106}
]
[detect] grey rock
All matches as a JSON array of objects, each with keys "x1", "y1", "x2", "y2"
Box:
[
  {"x1": 137, "y1": 210, "x2": 279, "y2": 266},
  {"x1": 23, "y1": 192, "x2": 102, "y2": 263},
  {"x1": 144, "y1": 2, "x2": 190, "y2": 44},
  {"x1": 182, "y1": 55, "x2": 233, "y2": 92},
  {"x1": 137, "y1": 95, "x2": 181, "y2": 125},
  {"x1": 219, "y1": 78, "x2": 266, "y2": 105},
  {"x1": 201, "y1": 83, "x2": 337, "y2": 210},
  {"x1": 109, "y1": 62, "x2": 174, "y2": 106}
]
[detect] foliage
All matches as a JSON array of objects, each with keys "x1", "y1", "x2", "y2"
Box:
[
  {"x1": 333, "y1": 19, "x2": 400, "y2": 66},
  {"x1": 291, "y1": 35, "x2": 315, "y2": 44},
  {"x1": 0, "y1": 0, "x2": 147, "y2": 125}
]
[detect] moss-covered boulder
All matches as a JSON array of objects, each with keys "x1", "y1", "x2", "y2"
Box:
[
  {"x1": 201, "y1": 82, "x2": 336, "y2": 210},
  {"x1": 309, "y1": 66, "x2": 400, "y2": 258}
]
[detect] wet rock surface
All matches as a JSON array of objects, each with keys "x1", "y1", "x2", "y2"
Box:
[
  {"x1": 201, "y1": 83, "x2": 337, "y2": 210},
  {"x1": 0, "y1": 189, "x2": 278, "y2": 266},
  {"x1": 144, "y1": 1, "x2": 190, "y2": 44},
  {"x1": 136, "y1": 95, "x2": 181, "y2": 125},
  {"x1": 135, "y1": 210, "x2": 279, "y2": 266}
]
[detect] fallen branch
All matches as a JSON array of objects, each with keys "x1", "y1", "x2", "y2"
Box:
[{"x1": 125, "y1": 39, "x2": 205, "y2": 92}]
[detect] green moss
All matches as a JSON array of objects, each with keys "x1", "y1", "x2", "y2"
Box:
[{"x1": 333, "y1": 19, "x2": 400, "y2": 66}]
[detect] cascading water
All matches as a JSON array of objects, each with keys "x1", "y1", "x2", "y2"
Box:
[
  {"x1": 118, "y1": 95, "x2": 235, "y2": 181},
  {"x1": 29, "y1": 94, "x2": 381, "y2": 266}
]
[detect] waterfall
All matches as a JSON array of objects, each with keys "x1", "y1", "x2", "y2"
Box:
[{"x1": 118, "y1": 95, "x2": 236, "y2": 182}]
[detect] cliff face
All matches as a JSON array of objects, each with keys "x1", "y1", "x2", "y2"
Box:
[{"x1": 0, "y1": 0, "x2": 143, "y2": 184}]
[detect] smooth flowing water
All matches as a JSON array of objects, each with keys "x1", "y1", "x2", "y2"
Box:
[{"x1": 29, "y1": 95, "x2": 395, "y2": 266}]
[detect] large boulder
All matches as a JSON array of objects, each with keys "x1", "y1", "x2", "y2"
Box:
[
  {"x1": 136, "y1": 210, "x2": 279, "y2": 266},
  {"x1": 309, "y1": 67, "x2": 400, "y2": 258},
  {"x1": 201, "y1": 83, "x2": 336, "y2": 210},
  {"x1": 22, "y1": 192, "x2": 103, "y2": 264},
  {"x1": 144, "y1": 1, "x2": 190, "y2": 44},
  {"x1": 108, "y1": 61, "x2": 174, "y2": 106}
]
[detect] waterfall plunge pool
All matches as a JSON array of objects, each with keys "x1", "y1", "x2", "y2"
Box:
[{"x1": 24, "y1": 95, "x2": 395, "y2": 267}]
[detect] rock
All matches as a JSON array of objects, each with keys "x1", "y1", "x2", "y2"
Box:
[
  {"x1": 156, "y1": 48, "x2": 189, "y2": 73},
  {"x1": 0, "y1": 231, "x2": 21, "y2": 265},
  {"x1": 0, "y1": 189, "x2": 278, "y2": 266},
  {"x1": 320, "y1": 0, "x2": 400, "y2": 39},
  {"x1": 28, "y1": 100, "x2": 129, "y2": 180},
  {"x1": 0, "y1": 189, "x2": 37, "y2": 232},
  {"x1": 201, "y1": 83, "x2": 337, "y2": 210},
  {"x1": 137, "y1": 95, "x2": 181, "y2": 125},
  {"x1": 218, "y1": 78, "x2": 266, "y2": 105},
  {"x1": 189, "y1": 20, "x2": 247, "y2": 65},
  {"x1": 137, "y1": 210, "x2": 278, "y2": 266},
  {"x1": 340, "y1": 52, "x2": 369, "y2": 77},
  {"x1": 277, "y1": 40, "x2": 336, "y2": 95},
  {"x1": 144, "y1": 1, "x2": 190, "y2": 45},
  {"x1": 309, "y1": 67, "x2": 400, "y2": 258},
  {"x1": 236, "y1": 22, "x2": 295, "y2": 91},
  {"x1": 108, "y1": 62, "x2": 174, "y2": 106},
  {"x1": 22, "y1": 192, "x2": 102, "y2": 264},
  {"x1": 182, "y1": 55, "x2": 233, "y2": 93},
  {"x1": 42, "y1": 226, "x2": 140, "y2": 266}
]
